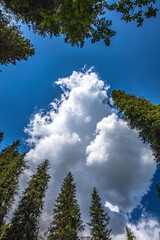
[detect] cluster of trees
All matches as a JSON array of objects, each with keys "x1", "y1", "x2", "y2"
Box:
[
  {"x1": 0, "y1": 133, "x2": 138, "y2": 240},
  {"x1": 0, "y1": 0, "x2": 158, "y2": 66},
  {"x1": 0, "y1": 134, "x2": 50, "y2": 239},
  {"x1": 0, "y1": 1, "x2": 159, "y2": 239},
  {"x1": 1, "y1": 92, "x2": 159, "y2": 240}
]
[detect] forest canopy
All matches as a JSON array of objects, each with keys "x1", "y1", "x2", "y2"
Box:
[{"x1": 0, "y1": 0, "x2": 158, "y2": 66}]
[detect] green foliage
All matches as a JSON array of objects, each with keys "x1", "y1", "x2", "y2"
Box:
[
  {"x1": 112, "y1": 90, "x2": 160, "y2": 162},
  {"x1": 4, "y1": 159, "x2": 50, "y2": 240},
  {"x1": 0, "y1": 13, "x2": 34, "y2": 66},
  {"x1": 126, "y1": 226, "x2": 136, "y2": 240},
  {"x1": 88, "y1": 187, "x2": 111, "y2": 240},
  {"x1": 106, "y1": 0, "x2": 158, "y2": 27},
  {"x1": 1, "y1": 0, "x2": 116, "y2": 47},
  {"x1": 1, "y1": 0, "x2": 158, "y2": 48},
  {"x1": 47, "y1": 172, "x2": 84, "y2": 240},
  {"x1": 0, "y1": 140, "x2": 26, "y2": 228},
  {"x1": 0, "y1": 221, "x2": 9, "y2": 240}
]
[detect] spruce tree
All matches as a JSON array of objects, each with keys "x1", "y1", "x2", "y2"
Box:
[
  {"x1": 126, "y1": 226, "x2": 136, "y2": 240},
  {"x1": 47, "y1": 172, "x2": 84, "y2": 240},
  {"x1": 88, "y1": 187, "x2": 111, "y2": 240},
  {"x1": 0, "y1": 12, "x2": 34, "y2": 66},
  {"x1": 5, "y1": 159, "x2": 50, "y2": 240},
  {"x1": 112, "y1": 90, "x2": 160, "y2": 162},
  {"x1": 0, "y1": 140, "x2": 26, "y2": 228}
]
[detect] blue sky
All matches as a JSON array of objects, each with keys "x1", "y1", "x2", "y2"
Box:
[
  {"x1": 1, "y1": 10, "x2": 160, "y2": 147},
  {"x1": 0, "y1": 6, "x2": 160, "y2": 239}
]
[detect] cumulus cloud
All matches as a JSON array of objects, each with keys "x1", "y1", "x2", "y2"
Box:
[
  {"x1": 105, "y1": 201, "x2": 119, "y2": 213},
  {"x1": 86, "y1": 113, "x2": 155, "y2": 212},
  {"x1": 23, "y1": 68, "x2": 156, "y2": 236},
  {"x1": 113, "y1": 218, "x2": 160, "y2": 240}
]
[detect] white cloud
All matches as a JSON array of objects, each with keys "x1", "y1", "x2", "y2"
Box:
[
  {"x1": 86, "y1": 113, "x2": 156, "y2": 212},
  {"x1": 105, "y1": 201, "x2": 119, "y2": 213},
  {"x1": 23, "y1": 68, "x2": 157, "y2": 236},
  {"x1": 113, "y1": 218, "x2": 160, "y2": 240}
]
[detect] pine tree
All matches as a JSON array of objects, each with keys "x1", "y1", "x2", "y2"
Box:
[
  {"x1": 0, "y1": 140, "x2": 26, "y2": 228},
  {"x1": 47, "y1": 172, "x2": 84, "y2": 240},
  {"x1": 5, "y1": 159, "x2": 50, "y2": 240},
  {"x1": 126, "y1": 226, "x2": 136, "y2": 240},
  {"x1": 0, "y1": 14, "x2": 35, "y2": 67},
  {"x1": 112, "y1": 90, "x2": 160, "y2": 162},
  {"x1": 88, "y1": 187, "x2": 111, "y2": 240}
]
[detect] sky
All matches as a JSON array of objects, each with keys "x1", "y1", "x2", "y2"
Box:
[{"x1": 0, "y1": 4, "x2": 160, "y2": 239}]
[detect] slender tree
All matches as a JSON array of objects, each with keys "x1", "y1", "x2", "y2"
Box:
[
  {"x1": 47, "y1": 172, "x2": 84, "y2": 240},
  {"x1": 5, "y1": 159, "x2": 50, "y2": 240},
  {"x1": 88, "y1": 187, "x2": 111, "y2": 240},
  {"x1": 126, "y1": 226, "x2": 136, "y2": 240},
  {"x1": 0, "y1": 140, "x2": 26, "y2": 228},
  {"x1": 112, "y1": 90, "x2": 160, "y2": 162}
]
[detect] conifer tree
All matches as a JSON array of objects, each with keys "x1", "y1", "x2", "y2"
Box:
[
  {"x1": 112, "y1": 90, "x2": 160, "y2": 162},
  {"x1": 0, "y1": 12, "x2": 34, "y2": 66},
  {"x1": 47, "y1": 172, "x2": 84, "y2": 240},
  {"x1": 88, "y1": 187, "x2": 111, "y2": 240},
  {"x1": 5, "y1": 159, "x2": 50, "y2": 240},
  {"x1": 0, "y1": 140, "x2": 26, "y2": 228},
  {"x1": 126, "y1": 226, "x2": 136, "y2": 240}
]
